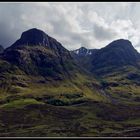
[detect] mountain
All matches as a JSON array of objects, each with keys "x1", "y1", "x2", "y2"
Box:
[
  {"x1": 71, "y1": 47, "x2": 99, "y2": 71},
  {"x1": 93, "y1": 39, "x2": 140, "y2": 67},
  {"x1": 0, "y1": 28, "x2": 102, "y2": 106},
  {"x1": 72, "y1": 47, "x2": 93, "y2": 56},
  {"x1": 71, "y1": 46, "x2": 98, "y2": 56},
  {"x1": 0, "y1": 45, "x2": 4, "y2": 54},
  {"x1": 9, "y1": 28, "x2": 68, "y2": 52},
  {"x1": 91, "y1": 39, "x2": 140, "y2": 74},
  {"x1": 2, "y1": 28, "x2": 78, "y2": 79},
  {"x1": 72, "y1": 39, "x2": 140, "y2": 76}
]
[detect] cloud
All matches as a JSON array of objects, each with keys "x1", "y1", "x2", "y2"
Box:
[
  {"x1": 0, "y1": 2, "x2": 140, "y2": 52},
  {"x1": 93, "y1": 23, "x2": 117, "y2": 40}
]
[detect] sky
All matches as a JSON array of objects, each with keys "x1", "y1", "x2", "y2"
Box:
[{"x1": 0, "y1": 2, "x2": 140, "y2": 52}]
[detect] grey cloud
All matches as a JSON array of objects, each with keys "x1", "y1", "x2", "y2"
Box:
[
  {"x1": 0, "y1": 2, "x2": 139, "y2": 52},
  {"x1": 93, "y1": 24, "x2": 117, "y2": 40},
  {"x1": 0, "y1": 3, "x2": 34, "y2": 47}
]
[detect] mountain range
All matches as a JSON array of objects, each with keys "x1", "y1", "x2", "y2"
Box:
[
  {"x1": 0, "y1": 28, "x2": 140, "y2": 137},
  {"x1": 71, "y1": 39, "x2": 140, "y2": 75}
]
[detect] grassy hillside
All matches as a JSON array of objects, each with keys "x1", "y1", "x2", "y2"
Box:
[
  {"x1": 0, "y1": 58, "x2": 140, "y2": 137},
  {"x1": 0, "y1": 64, "x2": 140, "y2": 137},
  {"x1": 96, "y1": 65, "x2": 140, "y2": 105}
]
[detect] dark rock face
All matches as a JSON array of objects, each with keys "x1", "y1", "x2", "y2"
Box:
[
  {"x1": 2, "y1": 28, "x2": 76, "y2": 78},
  {"x1": 0, "y1": 45, "x2": 4, "y2": 54}
]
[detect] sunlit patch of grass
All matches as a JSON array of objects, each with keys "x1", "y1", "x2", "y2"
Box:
[{"x1": 0, "y1": 98, "x2": 45, "y2": 109}]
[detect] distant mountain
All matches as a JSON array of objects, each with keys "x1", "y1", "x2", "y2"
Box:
[
  {"x1": 72, "y1": 47, "x2": 93, "y2": 56},
  {"x1": 72, "y1": 39, "x2": 140, "y2": 76},
  {"x1": 71, "y1": 47, "x2": 98, "y2": 71},
  {"x1": 71, "y1": 46, "x2": 98, "y2": 56},
  {"x1": 2, "y1": 28, "x2": 78, "y2": 79}
]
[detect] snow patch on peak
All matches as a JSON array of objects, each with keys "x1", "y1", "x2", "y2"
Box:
[
  {"x1": 75, "y1": 49, "x2": 79, "y2": 54},
  {"x1": 87, "y1": 50, "x2": 92, "y2": 55},
  {"x1": 73, "y1": 47, "x2": 93, "y2": 56}
]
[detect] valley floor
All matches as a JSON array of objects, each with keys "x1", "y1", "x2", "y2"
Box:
[{"x1": 0, "y1": 100, "x2": 140, "y2": 137}]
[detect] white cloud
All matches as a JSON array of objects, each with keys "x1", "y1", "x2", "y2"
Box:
[{"x1": 0, "y1": 2, "x2": 140, "y2": 52}]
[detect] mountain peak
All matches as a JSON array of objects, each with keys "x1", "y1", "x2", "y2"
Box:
[
  {"x1": 73, "y1": 46, "x2": 93, "y2": 56},
  {"x1": 103, "y1": 39, "x2": 139, "y2": 58},
  {"x1": 111, "y1": 39, "x2": 131, "y2": 43},
  {"x1": 79, "y1": 46, "x2": 87, "y2": 50},
  {"x1": 3, "y1": 28, "x2": 74, "y2": 77},
  {"x1": 106, "y1": 39, "x2": 133, "y2": 49},
  {"x1": 21, "y1": 28, "x2": 47, "y2": 38},
  {"x1": 10, "y1": 28, "x2": 50, "y2": 48}
]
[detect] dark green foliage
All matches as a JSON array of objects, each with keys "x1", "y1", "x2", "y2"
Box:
[
  {"x1": 61, "y1": 93, "x2": 83, "y2": 99},
  {"x1": 100, "y1": 80, "x2": 109, "y2": 89},
  {"x1": 47, "y1": 99, "x2": 66, "y2": 106},
  {"x1": 47, "y1": 98, "x2": 86, "y2": 106}
]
